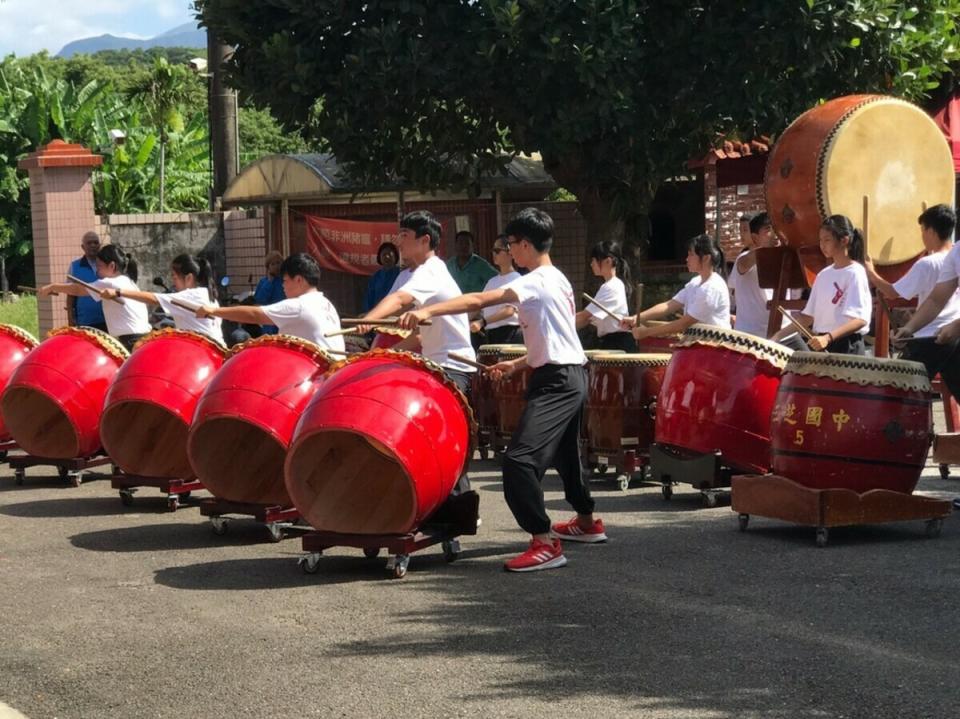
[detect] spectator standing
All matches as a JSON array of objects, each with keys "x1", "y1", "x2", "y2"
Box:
[{"x1": 67, "y1": 231, "x2": 107, "y2": 331}]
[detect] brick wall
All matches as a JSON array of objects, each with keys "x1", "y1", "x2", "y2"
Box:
[
  {"x1": 702, "y1": 161, "x2": 766, "y2": 262},
  {"x1": 224, "y1": 209, "x2": 268, "y2": 297}
]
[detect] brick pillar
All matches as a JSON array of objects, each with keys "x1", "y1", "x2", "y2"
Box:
[{"x1": 18, "y1": 141, "x2": 103, "y2": 335}]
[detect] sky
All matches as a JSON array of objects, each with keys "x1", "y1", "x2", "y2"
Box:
[{"x1": 0, "y1": 0, "x2": 196, "y2": 57}]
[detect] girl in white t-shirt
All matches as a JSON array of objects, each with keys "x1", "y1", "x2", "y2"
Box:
[
  {"x1": 576, "y1": 240, "x2": 635, "y2": 353},
  {"x1": 772, "y1": 215, "x2": 871, "y2": 355},
  {"x1": 99, "y1": 254, "x2": 224, "y2": 345},
  {"x1": 471, "y1": 234, "x2": 522, "y2": 345},
  {"x1": 39, "y1": 244, "x2": 151, "y2": 351},
  {"x1": 622, "y1": 234, "x2": 731, "y2": 340}
]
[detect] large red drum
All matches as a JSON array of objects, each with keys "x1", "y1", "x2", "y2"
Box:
[
  {"x1": 656, "y1": 325, "x2": 793, "y2": 473},
  {"x1": 101, "y1": 329, "x2": 226, "y2": 478},
  {"x1": 495, "y1": 345, "x2": 531, "y2": 442},
  {"x1": 586, "y1": 353, "x2": 670, "y2": 453},
  {"x1": 370, "y1": 326, "x2": 421, "y2": 352},
  {"x1": 0, "y1": 324, "x2": 38, "y2": 442},
  {"x1": 770, "y1": 353, "x2": 932, "y2": 493},
  {"x1": 636, "y1": 321, "x2": 680, "y2": 354},
  {"x1": 1, "y1": 327, "x2": 127, "y2": 458},
  {"x1": 187, "y1": 335, "x2": 334, "y2": 505},
  {"x1": 285, "y1": 350, "x2": 474, "y2": 535}
]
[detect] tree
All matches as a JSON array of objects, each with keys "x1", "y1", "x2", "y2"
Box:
[{"x1": 196, "y1": 0, "x2": 960, "y2": 250}]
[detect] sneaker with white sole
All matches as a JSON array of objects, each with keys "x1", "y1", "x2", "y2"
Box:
[
  {"x1": 550, "y1": 516, "x2": 608, "y2": 543},
  {"x1": 504, "y1": 538, "x2": 567, "y2": 572}
]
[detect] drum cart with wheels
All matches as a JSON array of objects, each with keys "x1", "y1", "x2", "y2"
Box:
[
  {"x1": 7, "y1": 453, "x2": 116, "y2": 487},
  {"x1": 298, "y1": 490, "x2": 480, "y2": 580},
  {"x1": 586, "y1": 446, "x2": 651, "y2": 492},
  {"x1": 112, "y1": 473, "x2": 205, "y2": 511},
  {"x1": 731, "y1": 474, "x2": 952, "y2": 546},
  {"x1": 199, "y1": 498, "x2": 306, "y2": 543},
  {"x1": 649, "y1": 443, "x2": 733, "y2": 507}
]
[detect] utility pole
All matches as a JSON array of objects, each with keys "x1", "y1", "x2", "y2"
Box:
[{"x1": 207, "y1": 30, "x2": 239, "y2": 207}]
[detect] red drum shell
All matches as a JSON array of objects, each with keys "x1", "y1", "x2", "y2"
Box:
[
  {"x1": 586, "y1": 355, "x2": 668, "y2": 453},
  {"x1": 0, "y1": 325, "x2": 38, "y2": 442},
  {"x1": 770, "y1": 358, "x2": 931, "y2": 493},
  {"x1": 370, "y1": 327, "x2": 421, "y2": 352},
  {"x1": 101, "y1": 330, "x2": 225, "y2": 478},
  {"x1": 474, "y1": 344, "x2": 513, "y2": 433},
  {"x1": 187, "y1": 335, "x2": 333, "y2": 505},
  {"x1": 655, "y1": 344, "x2": 783, "y2": 473},
  {"x1": 1, "y1": 328, "x2": 126, "y2": 458},
  {"x1": 285, "y1": 351, "x2": 473, "y2": 535},
  {"x1": 494, "y1": 346, "x2": 530, "y2": 440},
  {"x1": 636, "y1": 322, "x2": 680, "y2": 354}
]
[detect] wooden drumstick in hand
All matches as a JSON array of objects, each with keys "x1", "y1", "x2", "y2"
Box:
[
  {"x1": 67, "y1": 274, "x2": 125, "y2": 305},
  {"x1": 582, "y1": 292, "x2": 623, "y2": 323}
]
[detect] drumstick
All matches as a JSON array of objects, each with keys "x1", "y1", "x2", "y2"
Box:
[
  {"x1": 582, "y1": 292, "x2": 623, "y2": 323},
  {"x1": 777, "y1": 306, "x2": 815, "y2": 341},
  {"x1": 448, "y1": 352, "x2": 489, "y2": 372},
  {"x1": 169, "y1": 297, "x2": 202, "y2": 313},
  {"x1": 325, "y1": 327, "x2": 359, "y2": 338},
  {"x1": 17, "y1": 285, "x2": 54, "y2": 296},
  {"x1": 340, "y1": 317, "x2": 432, "y2": 327},
  {"x1": 67, "y1": 274, "x2": 125, "y2": 305}
]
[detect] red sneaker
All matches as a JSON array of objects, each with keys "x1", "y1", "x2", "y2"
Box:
[
  {"x1": 550, "y1": 516, "x2": 607, "y2": 543},
  {"x1": 503, "y1": 538, "x2": 567, "y2": 573}
]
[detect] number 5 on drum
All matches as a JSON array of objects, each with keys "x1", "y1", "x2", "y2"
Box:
[{"x1": 793, "y1": 429, "x2": 804, "y2": 446}]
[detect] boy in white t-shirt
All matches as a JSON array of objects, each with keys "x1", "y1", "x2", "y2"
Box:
[
  {"x1": 728, "y1": 212, "x2": 791, "y2": 337},
  {"x1": 399, "y1": 208, "x2": 604, "y2": 574},
  {"x1": 196, "y1": 253, "x2": 345, "y2": 353}
]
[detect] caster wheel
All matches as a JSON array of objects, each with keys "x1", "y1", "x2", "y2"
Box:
[
  {"x1": 119, "y1": 489, "x2": 135, "y2": 507},
  {"x1": 167, "y1": 496, "x2": 180, "y2": 512},
  {"x1": 616, "y1": 474, "x2": 630, "y2": 492},
  {"x1": 210, "y1": 517, "x2": 228, "y2": 536},
  {"x1": 925, "y1": 518, "x2": 944, "y2": 538},
  {"x1": 179, "y1": 491, "x2": 192, "y2": 501},
  {"x1": 69, "y1": 471, "x2": 83, "y2": 488},
  {"x1": 738, "y1": 514, "x2": 749, "y2": 532},
  {"x1": 815, "y1": 527, "x2": 829, "y2": 548},
  {"x1": 391, "y1": 554, "x2": 410, "y2": 579},
  {"x1": 479, "y1": 447, "x2": 490, "y2": 461},
  {"x1": 702, "y1": 492, "x2": 718, "y2": 508},
  {"x1": 14, "y1": 469, "x2": 24, "y2": 486},
  {"x1": 363, "y1": 547, "x2": 381, "y2": 559},
  {"x1": 940, "y1": 464, "x2": 951, "y2": 480},
  {"x1": 266, "y1": 523, "x2": 284, "y2": 543},
  {"x1": 299, "y1": 553, "x2": 321, "y2": 574},
  {"x1": 442, "y1": 538, "x2": 461, "y2": 563},
  {"x1": 661, "y1": 484, "x2": 673, "y2": 500}
]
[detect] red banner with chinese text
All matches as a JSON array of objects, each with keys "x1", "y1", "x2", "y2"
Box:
[{"x1": 304, "y1": 216, "x2": 399, "y2": 276}]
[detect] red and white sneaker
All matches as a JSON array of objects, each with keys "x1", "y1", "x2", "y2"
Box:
[
  {"x1": 550, "y1": 516, "x2": 608, "y2": 543},
  {"x1": 503, "y1": 538, "x2": 567, "y2": 573}
]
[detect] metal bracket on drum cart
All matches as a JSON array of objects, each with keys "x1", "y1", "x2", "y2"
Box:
[
  {"x1": 6, "y1": 453, "x2": 116, "y2": 488},
  {"x1": 298, "y1": 490, "x2": 480, "y2": 580},
  {"x1": 111, "y1": 473, "x2": 205, "y2": 512},
  {"x1": 199, "y1": 498, "x2": 306, "y2": 543},
  {"x1": 586, "y1": 447, "x2": 650, "y2": 492},
  {"x1": 649, "y1": 443, "x2": 733, "y2": 507}
]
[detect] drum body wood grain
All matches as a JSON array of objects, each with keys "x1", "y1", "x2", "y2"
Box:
[
  {"x1": 586, "y1": 354, "x2": 669, "y2": 454},
  {"x1": 495, "y1": 345, "x2": 531, "y2": 442},
  {"x1": 0, "y1": 324, "x2": 38, "y2": 442}
]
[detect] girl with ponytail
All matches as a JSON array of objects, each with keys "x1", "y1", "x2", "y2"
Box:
[
  {"x1": 39, "y1": 243, "x2": 151, "y2": 351},
  {"x1": 97, "y1": 253, "x2": 224, "y2": 345},
  {"x1": 621, "y1": 233, "x2": 731, "y2": 340},
  {"x1": 576, "y1": 240, "x2": 636, "y2": 352},
  {"x1": 772, "y1": 214, "x2": 871, "y2": 354}
]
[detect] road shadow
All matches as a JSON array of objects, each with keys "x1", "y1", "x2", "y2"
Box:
[
  {"x1": 69, "y1": 520, "x2": 280, "y2": 552},
  {"x1": 0, "y1": 496, "x2": 134, "y2": 518}
]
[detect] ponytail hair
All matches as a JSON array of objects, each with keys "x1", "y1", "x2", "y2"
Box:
[
  {"x1": 821, "y1": 215, "x2": 865, "y2": 264},
  {"x1": 590, "y1": 240, "x2": 632, "y2": 296},
  {"x1": 688, "y1": 233, "x2": 726, "y2": 278},
  {"x1": 172, "y1": 253, "x2": 217, "y2": 301},
  {"x1": 97, "y1": 244, "x2": 138, "y2": 282}
]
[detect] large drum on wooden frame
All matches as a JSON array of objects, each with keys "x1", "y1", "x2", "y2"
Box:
[
  {"x1": 285, "y1": 350, "x2": 475, "y2": 535},
  {"x1": 656, "y1": 325, "x2": 793, "y2": 473},
  {"x1": 636, "y1": 321, "x2": 680, "y2": 354},
  {"x1": 474, "y1": 344, "x2": 513, "y2": 437},
  {"x1": 586, "y1": 353, "x2": 670, "y2": 454},
  {"x1": 100, "y1": 329, "x2": 226, "y2": 478},
  {"x1": 495, "y1": 345, "x2": 531, "y2": 442},
  {"x1": 770, "y1": 353, "x2": 932, "y2": 493},
  {"x1": 1, "y1": 327, "x2": 127, "y2": 458},
  {"x1": 187, "y1": 335, "x2": 334, "y2": 505},
  {"x1": 0, "y1": 324, "x2": 38, "y2": 442},
  {"x1": 765, "y1": 95, "x2": 954, "y2": 269}
]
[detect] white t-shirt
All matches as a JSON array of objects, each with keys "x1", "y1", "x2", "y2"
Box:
[
  {"x1": 153, "y1": 288, "x2": 224, "y2": 343},
  {"x1": 894, "y1": 250, "x2": 960, "y2": 338},
  {"x1": 505, "y1": 265, "x2": 586, "y2": 369},
  {"x1": 802, "y1": 262, "x2": 871, "y2": 335},
  {"x1": 389, "y1": 268, "x2": 413, "y2": 294},
  {"x1": 586, "y1": 276, "x2": 629, "y2": 337},
  {"x1": 87, "y1": 275, "x2": 151, "y2": 337},
  {"x1": 261, "y1": 290, "x2": 346, "y2": 353},
  {"x1": 402, "y1": 256, "x2": 476, "y2": 373},
  {"x1": 672, "y1": 271, "x2": 731, "y2": 329},
  {"x1": 727, "y1": 251, "x2": 789, "y2": 337},
  {"x1": 481, "y1": 271, "x2": 521, "y2": 329}
]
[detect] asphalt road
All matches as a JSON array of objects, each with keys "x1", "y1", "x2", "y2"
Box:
[{"x1": 0, "y1": 454, "x2": 957, "y2": 719}]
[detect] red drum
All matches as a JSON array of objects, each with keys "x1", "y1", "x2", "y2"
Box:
[
  {"x1": 656, "y1": 325, "x2": 793, "y2": 473},
  {"x1": 187, "y1": 335, "x2": 334, "y2": 505},
  {"x1": 370, "y1": 326, "x2": 421, "y2": 352},
  {"x1": 770, "y1": 353, "x2": 932, "y2": 493},
  {"x1": 0, "y1": 324, "x2": 38, "y2": 442},
  {"x1": 1, "y1": 327, "x2": 127, "y2": 458},
  {"x1": 586, "y1": 353, "x2": 670, "y2": 453},
  {"x1": 636, "y1": 321, "x2": 680, "y2": 354},
  {"x1": 474, "y1": 344, "x2": 518, "y2": 437},
  {"x1": 495, "y1": 345, "x2": 531, "y2": 442},
  {"x1": 100, "y1": 329, "x2": 226, "y2": 478},
  {"x1": 285, "y1": 350, "x2": 475, "y2": 535}
]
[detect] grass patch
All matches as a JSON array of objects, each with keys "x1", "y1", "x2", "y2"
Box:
[{"x1": 0, "y1": 295, "x2": 40, "y2": 339}]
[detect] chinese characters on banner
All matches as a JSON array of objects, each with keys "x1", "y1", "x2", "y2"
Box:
[{"x1": 304, "y1": 216, "x2": 399, "y2": 276}]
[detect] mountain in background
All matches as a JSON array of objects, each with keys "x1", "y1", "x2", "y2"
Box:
[{"x1": 57, "y1": 23, "x2": 205, "y2": 58}]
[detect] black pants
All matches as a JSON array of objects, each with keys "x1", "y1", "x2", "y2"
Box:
[
  {"x1": 902, "y1": 337, "x2": 960, "y2": 401},
  {"x1": 502, "y1": 364, "x2": 594, "y2": 535},
  {"x1": 485, "y1": 324, "x2": 523, "y2": 345},
  {"x1": 826, "y1": 334, "x2": 865, "y2": 355},
  {"x1": 117, "y1": 333, "x2": 146, "y2": 352},
  {"x1": 445, "y1": 368, "x2": 475, "y2": 495},
  {"x1": 597, "y1": 331, "x2": 637, "y2": 353}
]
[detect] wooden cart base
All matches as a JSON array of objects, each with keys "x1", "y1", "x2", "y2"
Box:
[
  {"x1": 299, "y1": 491, "x2": 480, "y2": 579},
  {"x1": 649, "y1": 443, "x2": 733, "y2": 507},
  {"x1": 731, "y1": 474, "x2": 952, "y2": 546},
  {"x1": 7, "y1": 453, "x2": 115, "y2": 487},
  {"x1": 111, "y1": 473, "x2": 205, "y2": 511},
  {"x1": 199, "y1": 498, "x2": 304, "y2": 543}
]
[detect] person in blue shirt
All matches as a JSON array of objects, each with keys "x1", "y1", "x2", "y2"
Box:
[
  {"x1": 66, "y1": 231, "x2": 107, "y2": 331},
  {"x1": 362, "y1": 242, "x2": 400, "y2": 313}
]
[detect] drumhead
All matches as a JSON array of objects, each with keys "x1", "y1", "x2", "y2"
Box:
[
  {"x1": 784, "y1": 351, "x2": 931, "y2": 392},
  {"x1": 49, "y1": 325, "x2": 128, "y2": 363},
  {"x1": 496, "y1": 345, "x2": 528, "y2": 358},
  {"x1": 228, "y1": 333, "x2": 334, "y2": 366},
  {"x1": 0, "y1": 323, "x2": 38, "y2": 349},
  {"x1": 677, "y1": 324, "x2": 794, "y2": 369},
  {"x1": 374, "y1": 326, "x2": 411, "y2": 338},
  {"x1": 588, "y1": 352, "x2": 671, "y2": 366},
  {"x1": 584, "y1": 349, "x2": 624, "y2": 358},
  {"x1": 478, "y1": 343, "x2": 525, "y2": 357},
  {"x1": 134, "y1": 327, "x2": 226, "y2": 355}
]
